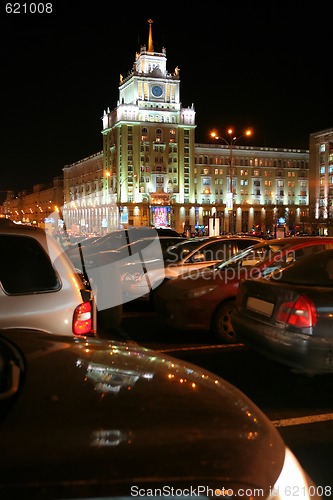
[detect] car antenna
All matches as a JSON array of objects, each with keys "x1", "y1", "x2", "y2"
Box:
[{"x1": 78, "y1": 242, "x2": 91, "y2": 289}]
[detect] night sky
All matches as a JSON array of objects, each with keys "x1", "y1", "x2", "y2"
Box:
[{"x1": 1, "y1": 1, "x2": 331, "y2": 194}]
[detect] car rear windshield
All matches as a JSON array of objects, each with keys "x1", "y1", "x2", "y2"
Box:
[
  {"x1": 0, "y1": 235, "x2": 61, "y2": 294},
  {"x1": 272, "y1": 249, "x2": 333, "y2": 285}
]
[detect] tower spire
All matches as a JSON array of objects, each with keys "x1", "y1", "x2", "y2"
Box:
[{"x1": 147, "y1": 18, "x2": 154, "y2": 52}]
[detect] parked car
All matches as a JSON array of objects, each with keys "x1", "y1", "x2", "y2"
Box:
[
  {"x1": 0, "y1": 224, "x2": 97, "y2": 337},
  {"x1": 120, "y1": 235, "x2": 262, "y2": 304},
  {"x1": 232, "y1": 248, "x2": 333, "y2": 375},
  {"x1": 66, "y1": 226, "x2": 180, "y2": 257},
  {"x1": 69, "y1": 235, "x2": 186, "y2": 304},
  {"x1": 70, "y1": 235, "x2": 186, "y2": 271},
  {"x1": 155, "y1": 236, "x2": 333, "y2": 343},
  {"x1": 65, "y1": 228, "x2": 183, "y2": 334},
  {"x1": 69, "y1": 234, "x2": 259, "y2": 306},
  {"x1": 0, "y1": 328, "x2": 320, "y2": 499}
]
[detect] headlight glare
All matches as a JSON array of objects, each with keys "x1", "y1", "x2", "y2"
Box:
[
  {"x1": 186, "y1": 284, "x2": 218, "y2": 299},
  {"x1": 268, "y1": 448, "x2": 321, "y2": 500},
  {"x1": 123, "y1": 272, "x2": 145, "y2": 283}
]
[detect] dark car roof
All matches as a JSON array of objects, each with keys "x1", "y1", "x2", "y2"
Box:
[
  {"x1": 164, "y1": 235, "x2": 262, "y2": 262},
  {"x1": 68, "y1": 226, "x2": 179, "y2": 253},
  {"x1": 0, "y1": 328, "x2": 285, "y2": 496},
  {"x1": 100, "y1": 235, "x2": 187, "y2": 261},
  {"x1": 215, "y1": 236, "x2": 333, "y2": 269},
  {"x1": 0, "y1": 222, "x2": 41, "y2": 232},
  {"x1": 154, "y1": 227, "x2": 180, "y2": 237}
]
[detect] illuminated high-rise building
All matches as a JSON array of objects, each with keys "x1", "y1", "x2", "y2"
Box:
[{"x1": 5, "y1": 20, "x2": 311, "y2": 236}]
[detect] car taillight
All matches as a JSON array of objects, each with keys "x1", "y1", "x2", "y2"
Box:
[
  {"x1": 276, "y1": 295, "x2": 317, "y2": 328},
  {"x1": 73, "y1": 301, "x2": 94, "y2": 336}
]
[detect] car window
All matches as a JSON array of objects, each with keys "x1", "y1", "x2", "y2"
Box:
[
  {"x1": 236, "y1": 238, "x2": 261, "y2": 251},
  {"x1": 187, "y1": 241, "x2": 234, "y2": 263},
  {"x1": 159, "y1": 238, "x2": 186, "y2": 257},
  {"x1": 215, "y1": 243, "x2": 286, "y2": 271},
  {"x1": 271, "y1": 249, "x2": 333, "y2": 285},
  {"x1": 0, "y1": 235, "x2": 60, "y2": 294},
  {"x1": 285, "y1": 244, "x2": 326, "y2": 265},
  {"x1": 259, "y1": 243, "x2": 330, "y2": 277},
  {"x1": 164, "y1": 239, "x2": 208, "y2": 264}
]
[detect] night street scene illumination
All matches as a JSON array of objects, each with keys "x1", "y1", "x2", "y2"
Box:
[{"x1": 1, "y1": 3, "x2": 331, "y2": 193}]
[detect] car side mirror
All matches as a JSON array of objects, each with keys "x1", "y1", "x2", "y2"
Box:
[{"x1": 192, "y1": 253, "x2": 205, "y2": 262}]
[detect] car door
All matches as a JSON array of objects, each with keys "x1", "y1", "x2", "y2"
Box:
[{"x1": 183, "y1": 238, "x2": 260, "y2": 272}]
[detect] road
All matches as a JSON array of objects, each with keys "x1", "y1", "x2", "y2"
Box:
[{"x1": 118, "y1": 300, "x2": 333, "y2": 498}]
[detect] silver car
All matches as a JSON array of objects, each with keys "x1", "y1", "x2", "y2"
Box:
[{"x1": 0, "y1": 223, "x2": 97, "y2": 336}]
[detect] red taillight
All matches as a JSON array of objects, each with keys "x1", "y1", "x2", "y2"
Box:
[
  {"x1": 276, "y1": 295, "x2": 317, "y2": 328},
  {"x1": 73, "y1": 301, "x2": 94, "y2": 335}
]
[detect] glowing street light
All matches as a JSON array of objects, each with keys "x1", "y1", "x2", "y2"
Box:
[
  {"x1": 104, "y1": 171, "x2": 139, "y2": 228},
  {"x1": 210, "y1": 128, "x2": 252, "y2": 233}
]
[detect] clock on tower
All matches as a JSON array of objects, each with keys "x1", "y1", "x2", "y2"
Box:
[{"x1": 151, "y1": 85, "x2": 163, "y2": 97}]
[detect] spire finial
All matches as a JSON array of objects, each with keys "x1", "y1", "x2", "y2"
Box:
[{"x1": 147, "y1": 18, "x2": 154, "y2": 52}]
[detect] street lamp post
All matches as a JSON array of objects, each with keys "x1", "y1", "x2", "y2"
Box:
[
  {"x1": 109, "y1": 173, "x2": 137, "y2": 203},
  {"x1": 211, "y1": 128, "x2": 252, "y2": 233},
  {"x1": 105, "y1": 171, "x2": 136, "y2": 200},
  {"x1": 105, "y1": 172, "x2": 138, "y2": 228}
]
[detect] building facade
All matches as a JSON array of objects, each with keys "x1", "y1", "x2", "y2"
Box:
[
  {"x1": 309, "y1": 128, "x2": 333, "y2": 235},
  {"x1": 0, "y1": 177, "x2": 64, "y2": 229},
  {"x1": 3, "y1": 20, "x2": 331, "y2": 237},
  {"x1": 61, "y1": 19, "x2": 310, "y2": 236}
]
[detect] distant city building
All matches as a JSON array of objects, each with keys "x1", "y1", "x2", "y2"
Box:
[
  {"x1": 0, "y1": 177, "x2": 63, "y2": 229},
  {"x1": 309, "y1": 128, "x2": 333, "y2": 235},
  {"x1": 1, "y1": 20, "x2": 331, "y2": 236}
]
